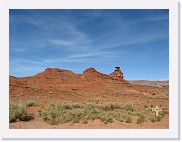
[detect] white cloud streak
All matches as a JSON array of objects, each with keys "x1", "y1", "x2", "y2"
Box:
[{"x1": 10, "y1": 10, "x2": 168, "y2": 77}]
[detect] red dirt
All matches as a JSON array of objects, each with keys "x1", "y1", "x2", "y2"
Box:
[{"x1": 9, "y1": 67, "x2": 169, "y2": 129}]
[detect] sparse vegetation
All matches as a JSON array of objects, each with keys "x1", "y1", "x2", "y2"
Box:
[
  {"x1": 126, "y1": 116, "x2": 133, "y2": 123},
  {"x1": 100, "y1": 113, "x2": 113, "y2": 124},
  {"x1": 25, "y1": 100, "x2": 37, "y2": 107},
  {"x1": 137, "y1": 114, "x2": 145, "y2": 124},
  {"x1": 156, "y1": 116, "x2": 162, "y2": 122},
  {"x1": 38, "y1": 102, "x2": 137, "y2": 125},
  {"x1": 9, "y1": 102, "x2": 32, "y2": 123},
  {"x1": 144, "y1": 105, "x2": 148, "y2": 108},
  {"x1": 149, "y1": 116, "x2": 157, "y2": 122},
  {"x1": 122, "y1": 103, "x2": 134, "y2": 111},
  {"x1": 38, "y1": 101, "x2": 168, "y2": 125}
]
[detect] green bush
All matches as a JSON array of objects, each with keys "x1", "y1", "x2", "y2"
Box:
[
  {"x1": 149, "y1": 116, "x2": 157, "y2": 123},
  {"x1": 158, "y1": 110, "x2": 166, "y2": 118},
  {"x1": 25, "y1": 100, "x2": 36, "y2": 107},
  {"x1": 100, "y1": 113, "x2": 113, "y2": 124},
  {"x1": 85, "y1": 108, "x2": 100, "y2": 121},
  {"x1": 59, "y1": 102, "x2": 73, "y2": 110},
  {"x1": 99, "y1": 104, "x2": 111, "y2": 111},
  {"x1": 80, "y1": 116, "x2": 88, "y2": 124},
  {"x1": 126, "y1": 116, "x2": 133, "y2": 123},
  {"x1": 39, "y1": 103, "x2": 62, "y2": 125},
  {"x1": 9, "y1": 102, "x2": 31, "y2": 123},
  {"x1": 72, "y1": 103, "x2": 82, "y2": 108},
  {"x1": 70, "y1": 109, "x2": 85, "y2": 124},
  {"x1": 156, "y1": 116, "x2": 162, "y2": 121},
  {"x1": 109, "y1": 103, "x2": 120, "y2": 110},
  {"x1": 99, "y1": 103, "x2": 121, "y2": 111},
  {"x1": 115, "y1": 115, "x2": 125, "y2": 122},
  {"x1": 113, "y1": 110, "x2": 125, "y2": 122},
  {"x1": 122, "y1": 103, "x2": 134, "y2": 111},
  {"x1": 95, "y1": 100, "x2": 99, "y2": 104},
  {"x1": 144, "y1": 105, "x2": 148, "y2": 108},
  {"x1": 85, "y1": 102, "x2": 98, "y2": 109},
  {"x1": 137, "y1": 114, "x2": 145, "y2": 124}
]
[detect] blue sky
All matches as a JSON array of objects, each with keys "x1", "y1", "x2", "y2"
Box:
[{"x1": 9, "y1": 9, "x2": 169, "y2": 80}]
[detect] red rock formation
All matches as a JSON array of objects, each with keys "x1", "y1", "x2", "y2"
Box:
[
  {"x1": 82, "y1": 67, "x2": 111, "y2": 81},
  {"x1": 109, "y1": 67, "x2": 124, "y2": 80}
]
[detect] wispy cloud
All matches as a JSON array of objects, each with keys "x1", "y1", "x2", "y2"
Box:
[
  {"x1": 10, "y1": 10, "x2": 169, "y2": 79},
  {"x1": 48, "y1": 39, "x2": 73, "y2": 46},
  {"x1": 144, "y1": 15, "x2": 168, "y2": 22}
]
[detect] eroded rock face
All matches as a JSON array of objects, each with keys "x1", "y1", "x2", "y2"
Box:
[
  {"x1": 109, "y1": 67, "x2": 124, "y2": 80},
  {"x1": 82, "y1": 67, "x2": 111, "y2": 80},
  {"x1": 34, "y1": 68, "x2": 79, "y2": 80},
  {"x1": 82, "y1": 68, "x2": 98, "y2": 74}
]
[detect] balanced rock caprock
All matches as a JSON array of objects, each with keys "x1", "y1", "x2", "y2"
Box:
[{"x1": 109, "y1": 67, "x2": 124, "y2": 80}]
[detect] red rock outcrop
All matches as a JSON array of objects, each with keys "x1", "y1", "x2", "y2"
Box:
[{"x1": 109, "y1": 67, "x2": 124, "y2": 80}]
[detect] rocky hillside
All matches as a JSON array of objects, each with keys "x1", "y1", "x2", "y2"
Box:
[{"x1": 9, "y1": 67, "x2": 169, "y2": 105}]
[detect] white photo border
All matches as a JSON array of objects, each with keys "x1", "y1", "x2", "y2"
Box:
[{"x1": 0, "y1": 0, "x2": 179, "y2": 139}]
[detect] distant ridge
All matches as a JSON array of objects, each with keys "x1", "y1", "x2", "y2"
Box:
[{"x1": 9, "y1": 67, "x2": 169, "y2": 100}]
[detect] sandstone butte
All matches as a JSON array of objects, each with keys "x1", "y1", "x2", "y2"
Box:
[{"x1": 10, "y1": 66, "x2": 168, "y2": 102}]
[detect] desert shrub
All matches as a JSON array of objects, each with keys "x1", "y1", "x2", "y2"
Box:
[
  {"x1": 109, "y1": 103, "x2": 121, "y2": 110},
  {"x1": 85, "y1": 108, "x2": 100, "y2": 121},
  {"x1": 85, "y1": 102, "x2": 98, "y2": 109},
  {"x1": 143, "y1": 109, "x2": 151, "y2": 115},
  {"x1": 72, "y1": 102, "x2": 82, "y2": 108},
  {"x1": 100, "y1": 113, "x2": 113, "y2": 124},
  {"x1": 115, "y1": 116, "x2": 125, "y2": 122},
  {"x1": 61, "y1": 111, "x2": 74, "y2": 123},
  {"x1": 72, "y1": 117, "x2": 80, "y2": 124},
  {"x1": 39, "y1": 103, "x2": 62, "y2": 125},
  {"x1": 46, "y1": 118, "x2": 60, "y2": 125},
  {"x1": 137, "y1": 114, "x2": 145, "y2": 124},
  {"x1": 70, "y1": 109, "x2": 85, "y2": 124},
  {"x1": 114, "y1": 114, "x2": 125, "y2": 122},
  {"x1": 99, "y1": 103, "x2": 120, "y2": 111},
  {"x1": 99, "y1": 104, "x2": 111, "y2": 111},
  {"x1": 158, "y1": 110, "x2": 167, "y2": 118},
  {"x1": 9, "y1": 102, "x2": 31, "y2": 123},
  {"x1": 149, "y1": 116, "x2": 157, "y2": 122},
  {"x1": 59, "y1": 102, "x2": 73, "y2": 110},
  {"x1": 95, "y1": 100, "x2": 99, "y2": 104},
  {"x1": 126, "y1": 116, "x2": 133, "y2": 123},
  {"x1": 99, "y1": 104, "x2": 109, "y2": 111},
  {"x1": 25, "y1": 100, "x2": 36, "y2": 107},
  {"x1": 156, "y1": 116, "x2": 162, "y2": 122},
  {"x1": 122, "y1": 103, "x2": 134, "y2": 111},
  {"x1": 80, "y1": 116, "x2": 88, "y2": 124},
  {"x1": 38, "y1": 109, "x2": 43, "y2": 117},
  {"x1": 132, "y1": 112, "x2": 140, "y2": 116},
  {"x1": 112, "y1": 109, "x2": 126, "y2": 122},
  {"x1": 144, "y1": 105, "x2": 148, "y2": 108}
]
